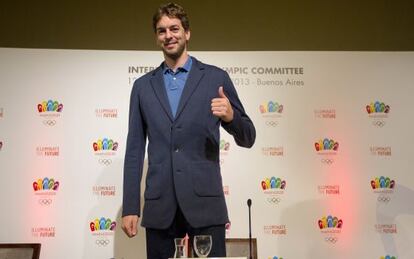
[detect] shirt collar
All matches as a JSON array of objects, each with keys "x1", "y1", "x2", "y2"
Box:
[{"x1": 163, "y1": 56, "x2": 192, "y2": 74}]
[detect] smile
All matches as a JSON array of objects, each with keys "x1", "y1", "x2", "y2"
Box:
[{"x1": 165, "y1": 42, "x2": 178, "y2": 47}]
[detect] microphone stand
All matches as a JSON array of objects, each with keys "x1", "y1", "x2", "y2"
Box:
[{"x1": 247, "y1": 199, "x2": 252, "y2": 259}]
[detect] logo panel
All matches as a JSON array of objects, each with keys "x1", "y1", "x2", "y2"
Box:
[
  {"x1": 366, "y1": 101, "x2": 390, "y2": 127},
  {"x1": 261, "y1": 177, "x2": 286, "y2": 205},
  {"x1": 318, "y1": 215, "x2": 343, "y2": 244},
  {"x1": 90, "y1": 217, "x2": 117, "y2": 247},
  {"x1": 37, "y1": 99, "x2": 63, "y2": 126},
  {"x1": 371, "y1": 176, "x2": 395, "y2": 203},
  {"x1": 314, "y1": 138, "x2": 339, "y2": 165},
  {"x1": 33, "y1": 177, "x2": 59, "y2": 206},
  {"x1": 259, "y1": 101, "x2": 283, "y2": 127},
  {"x1": 93, "y1": 138, "x2": 119, "y2": 166}
]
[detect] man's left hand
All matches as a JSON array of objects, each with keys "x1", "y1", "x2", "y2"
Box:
[{"x1": 211, "y1": 86, "x2": 234, "y2": 123}]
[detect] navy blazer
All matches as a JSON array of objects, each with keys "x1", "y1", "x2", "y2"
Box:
[{"x1": 123, "y1": 57, "x2": 256, "y2": 229}]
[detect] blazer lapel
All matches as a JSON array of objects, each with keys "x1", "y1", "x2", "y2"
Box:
[
  {"x1": 174, "y1": 59, "x2": 205, "y2": 120},
  {"x1": 150, "y1": 67, "x2": 174, "y2": 122}
]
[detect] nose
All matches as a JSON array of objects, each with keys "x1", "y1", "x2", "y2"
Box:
[{"x1": 165, "y1": 29, "x2": 173, "y2": 39}]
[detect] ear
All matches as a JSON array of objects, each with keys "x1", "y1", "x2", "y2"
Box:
[
  {"x1": 155, "y1": 34, "x2": 163, "y2": 48},
  {"x1": 185, "y1": 30, "x2": 191, "y2": 41}
]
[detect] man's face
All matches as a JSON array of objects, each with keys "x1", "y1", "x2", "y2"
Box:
[{"x1": 155, "y1": 15, "x2": 190, "y2": 60}]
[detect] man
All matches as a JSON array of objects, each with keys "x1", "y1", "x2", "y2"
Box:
[{"x1": 122, "y1": 3, "x2": 255, "y2": 258}]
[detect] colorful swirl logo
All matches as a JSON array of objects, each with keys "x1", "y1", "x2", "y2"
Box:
[
  {"x1": 259, "y1": 101, "x2": 283, "y2": 114},
  {"x1": 93, "y1": 138, "x2": 118, "y2": 152},
  {"x1": 371, "y1": 177, "x2": 395, "y2": 189},
  {"x1": 314, "y1": 138, "x2": 339, "y2": 151},
  {"x1": 33, "y1": 177, "x2": 59, "y2": 191},
  {"x1": 220, "y1": 140, "x2": 230, "y2": 151},
  {"x1": 268, "y1": 257, "x2": 283, "y2": 259},
  {"x1": 90, "y1": 217, "x2": 116, "y2": 232},
  {"x1": 37, "y1": 100, "x2": 63, "y2": 113},
  {"x1": 261, "y1": 177, "x2": 286, "y2": 190},
  {"x1": 380, "y1": 256, "x2": 396, "y2": 259},
  {"x1": 318, "y1": 215, "x2": 343, "y2": 229},
  {"x1": 366, "y1": 101, "x2": 390, "y2": 114}
]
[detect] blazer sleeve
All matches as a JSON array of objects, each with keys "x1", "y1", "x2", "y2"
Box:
[
  {"x1": 122, "y1": 80, "x2": 147, "y2": 217},
  {"x1": 220, "y1": 71, "x2": 256, "y2": 148}
]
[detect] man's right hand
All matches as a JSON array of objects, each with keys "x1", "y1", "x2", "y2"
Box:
[{"x1": 122, "y1": 215, "x2": 139, "y2": 237}]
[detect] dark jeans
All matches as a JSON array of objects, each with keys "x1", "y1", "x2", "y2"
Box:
[{"x1": 146, "y1": 207, "x2": 226, "y2": 259}]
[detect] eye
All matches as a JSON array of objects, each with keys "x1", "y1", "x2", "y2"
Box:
[
  {"x1": 157, "y1": 28, "x2": 166, "y2": 35},
  {"x1": 170, "y1": 26, "x2": 180, "y2": 33}
]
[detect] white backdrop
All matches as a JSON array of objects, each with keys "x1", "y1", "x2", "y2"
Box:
[{"x1": 0, "y1": 48, "x2": 413, "y2": 259}]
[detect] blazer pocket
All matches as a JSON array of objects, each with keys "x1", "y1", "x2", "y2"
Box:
[
  {"x1": 191, "y1": 161, "x2": 222, "y2": 197},
  {"x1": 144, "y1": 163, "x2": 163, "y2": 200}
]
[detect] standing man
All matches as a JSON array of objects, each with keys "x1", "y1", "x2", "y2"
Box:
[{"x1": 122, "y1": 3, "x2": 255, "y2": 258}]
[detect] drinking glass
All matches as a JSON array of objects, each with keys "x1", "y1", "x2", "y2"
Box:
[
  {"x1": 174, "y1": 238, "x2": 187, "y2": 258},
  {"x1": 193, "y1": 235, "x2": 212, "y2": 258}
]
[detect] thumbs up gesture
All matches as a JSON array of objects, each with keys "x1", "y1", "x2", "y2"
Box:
[{"x1": 211, "y1": 86, "x2": 234, "y2": 122}]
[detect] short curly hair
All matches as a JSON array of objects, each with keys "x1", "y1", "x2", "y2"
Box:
[{"x1": 152, "y1": 3, "x2": 190, "y2": 33}]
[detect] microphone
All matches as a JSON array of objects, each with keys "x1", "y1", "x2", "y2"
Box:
[{"x1": 247, "y1": 199, "x2": 252, "y2": 259}]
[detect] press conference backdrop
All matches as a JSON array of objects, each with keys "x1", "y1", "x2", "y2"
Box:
[{"x1": 0, "y1": 48, "x2": 413, "y2": 259}]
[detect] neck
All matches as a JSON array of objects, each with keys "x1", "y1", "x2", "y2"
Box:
[{"x1": 164, "y1": 52, "x2": 189, "y2": 71}]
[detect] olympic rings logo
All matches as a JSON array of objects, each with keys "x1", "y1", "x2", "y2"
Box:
[
  {"x1": 265, "y1": 121, "x2": 278, "y2": 127},
  {"x1": 372, "y1": 120, "x2": 386, "y2": 127},
  {"x1": 324, "y1": 236, "x2": 338, "y2": 243},
  {"x1": 99, "y1": 159, "x2": 112, "y2": 166},
  {"x1": 95, "y1": 239, "x2": 110, "y2": 246},
  {"x1": 321, "y1": 158, "x2": 334, "y2": 165},
  {"x1": 266, "y1": 197, "x2": 281, "y2": 204},
  {"x1": 38, "y1": 199, "x2": 52, "y2": 205},
  {"x1": 377, "y1": 195, "x2": 391, "y2": 203},
  {"x1": 43, "y1": 120, "x2": 57, "y2": 126}
]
